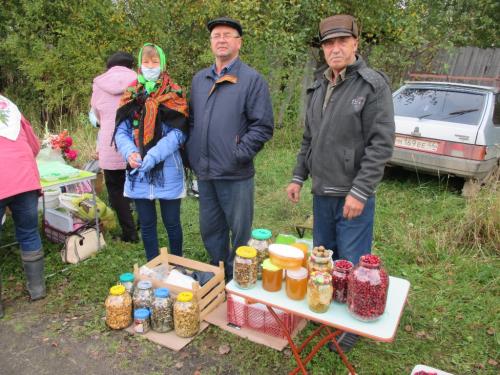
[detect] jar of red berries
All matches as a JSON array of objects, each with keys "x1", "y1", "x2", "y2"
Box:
[
  {"x1": 331, "y1": 259, "x2": 353, "y2": 303},
  {"x1": 347, "y1": 254, "x2": 389, "y2": 321}
]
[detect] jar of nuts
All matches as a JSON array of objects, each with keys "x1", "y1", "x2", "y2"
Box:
[
  {"x1": 233, "y1": 246, "x2": 258, "y2": 289},
  {"x1": 119, "y1": 272, "x2": 135, "y2": 295},
  {"x1": 173, "y1": 292, "x2": 199, "y2": 338},
  {"x1": 247, "y1": 228, "x2": 272, "y2": 280},
  {"x1": 105, "y1": 285, "x2": 132, "y2": 330},
  {"x1": 133, "y1": 280, "x2": 153, "y2": 311},
  {"x1": 308, "y1": 246, "x2": 333, "y2": 274},
  {"x1": 133, "y1": 308, "x2": 151, "y2": 334},
  {"x1": 151, "y1": 288, "x2": 174, "y2": 333}
]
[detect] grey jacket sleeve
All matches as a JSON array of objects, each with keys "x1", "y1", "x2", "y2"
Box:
[
  {"x1": 235, "y1": 74, "x2": 274, "y2": 164},
  {"x1": 291, "y1": 116, "x2": 312, "y2": 186},
  {"x1": 349, "y1": 78, "x2": 395, "y2": 203}
]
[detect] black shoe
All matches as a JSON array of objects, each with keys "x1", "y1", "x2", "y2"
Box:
[
  {"x1": 328, "y1": 332, "x2": 359, "y2": 353},
  {"x1": 121, "y1": 234, "x2": 139, "y2": 243}
]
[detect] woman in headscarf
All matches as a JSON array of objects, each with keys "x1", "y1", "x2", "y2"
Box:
[
  {"x1": 113, "y1": 43, "x2": 188, "y2": 261},
  {"x1": 0, "y1": 95, "x2": 46, "y2": 318}
]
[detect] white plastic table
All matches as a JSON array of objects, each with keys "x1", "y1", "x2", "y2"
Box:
[{"x1": 226, "y1": 276, "x2": 410, "y2": 374}]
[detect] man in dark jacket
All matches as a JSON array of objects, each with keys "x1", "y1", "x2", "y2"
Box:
[
  {"x1": 287, "y1": 14, "x2": 395, "y2": 351},
  {"x1": 187, "y1": 17, "x2": 274, "y2": 280}
]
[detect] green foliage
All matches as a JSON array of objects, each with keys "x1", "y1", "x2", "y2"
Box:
[{"x1": 0, "y1": 0, "x2": 498, "y2": 127}]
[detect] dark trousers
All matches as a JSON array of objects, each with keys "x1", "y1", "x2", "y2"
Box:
[
  {"x1": 134, "y1": 198, "x2": 183, "y2": 261},
  {"x1": 103, "y1": 169, "x2": 137, "y2": 240},
  {"x1": 198, "y1": 178, "x2": 254, "y2": 279},
  {"x1": 313, "y1": 195, "x2": 375, "y2": 264}
]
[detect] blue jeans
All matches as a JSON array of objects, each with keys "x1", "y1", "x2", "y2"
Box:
[
  {"x1": 313, "y1": 195, "x2": 375, "y2": 264},
  {"x1": 198, "y1": 178, "x2": 254, "y2": 279},
  {"x1": 134, "y1": 198, "x2": 182, "y2": 261},
  {"x1": 0, "y1": 190, "x2": 42, "y2": 253}
]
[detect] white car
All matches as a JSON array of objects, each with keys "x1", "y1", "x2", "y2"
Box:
[{"x1": 390, "y1": 81, "x2": 500, "y2": 195}]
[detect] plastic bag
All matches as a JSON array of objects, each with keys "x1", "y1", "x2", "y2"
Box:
[{"x1": 69, "y1": 193, "x2": 116, "y2": 230}]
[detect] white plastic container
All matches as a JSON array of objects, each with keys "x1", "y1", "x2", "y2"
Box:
[
  {"x1": 38, "y1": 189, "x2": 61, "y2": 210},
  {"x1": 45, "y1": 208, "x2": 75, "y2": 232}
]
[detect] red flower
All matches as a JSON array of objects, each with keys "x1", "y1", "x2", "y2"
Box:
[
  {"x1": 63, "y1": 136, "x2": 73, "y2": 148},
  {"x1": 64, "y1": 149, "x2": 78, "y2": 161}
]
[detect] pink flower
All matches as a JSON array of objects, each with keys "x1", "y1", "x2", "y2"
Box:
[
  {"x1": 64, "y1": 136, "x2": 72, "y2": 148},
  {"x1": 64, "y1": 149, "x2": 78, "y2": 161},
  {"x1": 0, "y1": 101, "x2": 8, "y2": 110}
]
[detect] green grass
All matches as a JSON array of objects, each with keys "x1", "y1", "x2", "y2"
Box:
[{"x1": 1, "y1": 125, "x2": 499, "y2": 374}]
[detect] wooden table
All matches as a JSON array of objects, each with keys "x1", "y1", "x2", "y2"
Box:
[{"x1": 226, "y1": 276, "x2": 410, "y2": 374}]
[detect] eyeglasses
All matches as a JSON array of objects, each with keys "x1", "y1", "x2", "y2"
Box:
[{"x1": 210, "y1": 33, "x2": 240, "y2": 41}]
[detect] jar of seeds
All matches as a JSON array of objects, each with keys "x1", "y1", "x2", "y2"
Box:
[
  {"x1": 105, "y1": 285, "x2": 132, "y2": 329},
  {"x1": 173, "y1": 292, "x2": 199, "y2": 338},
  {"x1": 118, "y1": 272, "x2": 135, "y2": 295},
  {"x1": 151, "y1": 288, "x2": 174, "y2": 333},
  {"x1": 133, "y1": 280, "x2": 153, "y2": 311},
  {"x1": 233, "y1": 246, "x2": 258, "y2": 289},
  {"x1": 247, "y1": 228, "x2": 272, "y2": 280}
]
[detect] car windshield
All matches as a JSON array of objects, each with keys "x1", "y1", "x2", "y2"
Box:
[{"x1": 393, "y1": 87, "x2": 486, "y2": 125}]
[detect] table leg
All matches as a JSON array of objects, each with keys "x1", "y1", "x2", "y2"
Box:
[
  {"x1": 266, "y1": 306, "x2": 308, "y2": 375},
  {"x1": 91, "y1": 182, "x2": 101, "y2": 249}
]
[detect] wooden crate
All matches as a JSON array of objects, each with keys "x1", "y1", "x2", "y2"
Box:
[{"x1": 133, "y1": 247, "x2": 225, "y2": 321}]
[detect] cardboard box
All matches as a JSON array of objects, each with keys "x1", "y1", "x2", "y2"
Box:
[{"x1": 133, "y1": 247, "x2": 225, "y2": 321}]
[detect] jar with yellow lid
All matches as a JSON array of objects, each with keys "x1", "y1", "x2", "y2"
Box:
[
  {"x1": 261, "y1": 258, "x2": 282, "y2": 292},
  {"x1": 291, "y1": 243, "x2": 309, "y2": 268},
  {"x1": 105, "y1": 285, "x2": 132, "y2": 329},
  {"x1": 233, "y1": 246, "x2": 258, "y2": 289},
  {"x1": 173, "y1": 292, "x2": 199, "y2": 338},
  {"x1": 307, "y1": 271, "x2": 333, "y2": 313}
]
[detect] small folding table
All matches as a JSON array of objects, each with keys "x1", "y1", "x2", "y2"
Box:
[{"x1": 226, "y1": 276, "x2": 410, "y2": 375}]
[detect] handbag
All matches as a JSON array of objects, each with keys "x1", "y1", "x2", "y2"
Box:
[{"x1": 61, "y1": 225, "x2": 105, "y2": 264}]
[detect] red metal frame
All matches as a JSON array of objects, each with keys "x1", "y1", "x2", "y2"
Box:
[{"x1": 266, "y1": 306, "x2": 356, "y2": 375}]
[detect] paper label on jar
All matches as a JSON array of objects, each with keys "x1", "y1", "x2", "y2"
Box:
[
  {"x1": 237, "y1": 258, "x2": 253, "y2": 265},
  {"x1": 134, "y1": 322, "x2": 144, "y2": 333}
]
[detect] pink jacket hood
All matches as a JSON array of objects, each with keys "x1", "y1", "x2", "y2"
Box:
[{"x1": 93, "y1": 66, "x2": 137, "y2": 96}]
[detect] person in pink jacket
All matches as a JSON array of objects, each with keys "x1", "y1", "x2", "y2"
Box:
[
  {"x1": 0, "y1": 94, "x2": 46, "y2": 318},
  {"x1": 91, "y1": 52, "x2": 139, "y2": 242}
]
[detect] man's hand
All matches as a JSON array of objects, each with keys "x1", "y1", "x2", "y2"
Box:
[
  {"x1": 128, "y1": 152, "x2": 142, "y2": 169},
  {"x1": 287, "y1": 183, "x2": 302, "y2": 203},
  {"x1": 343, "y1": 195, "x2": 365, "y2": 220}
]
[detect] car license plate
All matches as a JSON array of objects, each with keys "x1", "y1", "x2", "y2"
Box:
[{"x1": 395, "y1": 136, "x2": 439, "y2": 152}]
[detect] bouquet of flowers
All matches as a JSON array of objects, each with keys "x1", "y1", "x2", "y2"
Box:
[{"x1": 44, "y1": 129, "x2": 79, "y2": 162}]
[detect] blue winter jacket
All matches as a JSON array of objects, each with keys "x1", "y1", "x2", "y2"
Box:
[
  {"x1": 186, "y1": 58, "x2": 274, "y2": 180},
  {"x1": 115, "y1": 120, "x2": 186, "y2": 200}
]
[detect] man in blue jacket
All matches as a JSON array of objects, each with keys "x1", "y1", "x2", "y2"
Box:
[{"x1": 187, "y1": 17, "x2": 274, "y2": 280}]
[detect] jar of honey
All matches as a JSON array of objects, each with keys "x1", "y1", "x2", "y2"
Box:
[
  {"x1": 262, "y1": 258, "x2": 283, "y2": 292},
  {"x1": 286, "y1": 267, "x2": 308, "y2": 300},
  {"x1": 291, "y1": 243, "x2": 309, "y2": 268}
]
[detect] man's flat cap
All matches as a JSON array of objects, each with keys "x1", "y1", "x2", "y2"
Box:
[
  {"x1": 207, "y1": 17, "x2": 243, "y2": 36},
  {"x1": 319, "y1": 15, "x2": 358, "y2": 42}
]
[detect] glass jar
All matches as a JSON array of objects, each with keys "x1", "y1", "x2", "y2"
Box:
[
  {"x1": 347, "y1": 254, "x2": 389, "y2": 322},
  {"x1": 331, "y1": 260, "x2": 353, "y2": 303},
  {"x1": 119, "y1": 272, "x2": 135, "y2": 296},
  {"x1": 307, "y1": 271, "x2": 333, "y2": 313},
  {"x1": 133, "y1": 308, "x2": 151, "y2": 334},
  {"x1": 151, "y1": 287, "x2": 174, "y2": 333},
  {"x1": 133, "y1": 280, "x2": 153, "y2": 311},
  {"x1": 248, "y1": 228, "x2": 272, "y2": 280},
  {"x1": 173, "y1": 292, "x2": 199, "y2": 338},
  {"x1": 262, "y1": 258, "x2": 282, "y2": 292},
  {"x1": 105, "y1": 285, "x2": 132, "y2": 329},
  {"x1": 308, "y1": 246, "x2": 333, "y2": 274},
  {"x1": 286, "y1": 267, "x2": 308, "y2": 301},
  {"x1": 233, "y1": 246, "x2": 258, "y2": 289},
  {"x1": 291, "y1": 243, "x2": 309, "y2": 268}
]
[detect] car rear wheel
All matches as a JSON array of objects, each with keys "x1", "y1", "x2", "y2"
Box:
[{"x1": 462, "y1": 160, "x2": 499, "y2": 197}]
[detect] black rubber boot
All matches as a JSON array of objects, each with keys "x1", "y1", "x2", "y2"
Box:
[
  {"x1": 21, "y1": 249, "x2": 46, "y2": 301},
  {"x1": 0, "y1": 276, "x2": 4, "y2": 318}
]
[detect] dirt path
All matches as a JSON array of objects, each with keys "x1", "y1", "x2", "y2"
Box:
[{"x1": 0, "y1": 298, "x2": 232, "y2": 375}]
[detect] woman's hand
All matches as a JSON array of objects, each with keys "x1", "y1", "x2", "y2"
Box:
[{"x1": 128, "y1": 152, "x2": 142, "y2": 168}]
